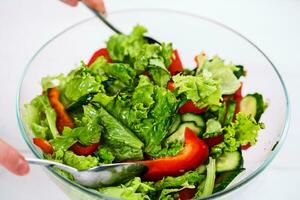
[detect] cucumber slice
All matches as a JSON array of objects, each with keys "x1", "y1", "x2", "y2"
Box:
[
  {"x1": 216, "y1": 151, "x2": 243, "y2": 173},
  {"x1": 213, "y1": 168, "x2": 245, "y2": 193},
  {"x1": 168, "y1": 115, "x2": 181, "y2": 135},
  {"x1": 181, "y1": 113, "x2": 205, "y2": 128},
  {"x1": 239, "y1": 93, "x2": 266, "y2": 122},
  {"x1": 166, "y1": 122, "x2": 202, "y2": 144}
]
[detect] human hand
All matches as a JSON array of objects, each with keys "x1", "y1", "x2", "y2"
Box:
[
  {"x1": 61, "y1": 0, "x2": 106, "y2": 14},
  {"x1": 0, "y1": 139, "x2": 29, "y2": 175}
]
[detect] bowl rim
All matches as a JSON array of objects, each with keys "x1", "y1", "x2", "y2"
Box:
[{"x1": 16, "y1": 8, "x2": 290, "y2": 200}]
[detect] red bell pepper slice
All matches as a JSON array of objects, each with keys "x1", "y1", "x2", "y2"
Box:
[
  {"x1": 204, "y1": 135, "x2": 224, "y2": 148},
  {"x1": 87, "y1": 48, "x2": 112, "y2": 66},
  {"x1": 70, "y1": 142, "x2": 99, "y2": 156},
  {"x1": 233, "y1": 83, "x2": 243, "y2": 116},
  {"x1": 168, "y1": 50, "x2": 184, "y2": 76},
  {"x1": 167, "y1": 81, "x2": 175, "y2": 91},
  {"x1": 179, "y1": 100, "x2": 207, "y2": 115},
  {"x1": 140, "y1": 128, "x2": 209, "y2": 181},
  {"x1": 241, "y1": 143, "x2": 251, "y2": 150},
  {"x1": 48, "y1": 88, "x2": 74, "y2": 133},
  {"x1": 178, "y1": 188, "x2": 197, "y2": 200},
  {"x1": 33, "y1": 138, "x2": 54, "y2": 154}
]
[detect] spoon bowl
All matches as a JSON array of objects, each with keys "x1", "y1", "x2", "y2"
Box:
[{"x1": 26, "y1": 158, "x2": 148, "y2": 188}]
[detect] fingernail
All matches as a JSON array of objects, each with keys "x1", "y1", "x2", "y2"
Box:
[{"x1": 17, "y1": 159, "x2": 29, "y2": 175}]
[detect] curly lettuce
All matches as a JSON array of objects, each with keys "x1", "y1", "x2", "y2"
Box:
[
  {"x1": 173, "y1": 73, "x2": 222, "y2": 109},
  {"x1": 212, "y1": 113, "x2": 263, "y2": 156},
  {"x1": 196, "y1": 54, "x2": 241, "y2": 95},
  {"x1": 24, "y1": 95, "x2": 59, "y2": 139}
]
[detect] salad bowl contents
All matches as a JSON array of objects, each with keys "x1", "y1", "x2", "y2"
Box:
[{"x1": 23, "y1": 25, "x2": 267, "y2": 200}]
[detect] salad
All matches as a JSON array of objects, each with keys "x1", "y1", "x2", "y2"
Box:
[{"x1": 24, "y1": 25, "x2": 266, "y2": 200}]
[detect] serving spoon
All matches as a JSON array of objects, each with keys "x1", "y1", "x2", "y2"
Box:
[
  {"x1": 80, "y1": 1, "x2": 160, "y2": 44},
  {"x1": 26, "y1": 158, "x2": 147, "y2": 188}
]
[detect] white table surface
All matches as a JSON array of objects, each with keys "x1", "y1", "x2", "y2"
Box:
[{"x1": 0, "y1": 0, "x2": 299, "y2": 199}]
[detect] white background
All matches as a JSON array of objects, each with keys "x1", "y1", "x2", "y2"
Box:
[{"x1": 0, "y1": 0, "x2": 299, "y2": 199}]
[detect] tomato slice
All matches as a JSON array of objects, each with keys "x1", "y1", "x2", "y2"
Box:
[
  {"x1": 179, "y1": 100, "x2": 207, "y2": 115},
  {"x1": 87, "y1": 48, "x2": 112, "y2": 66},
  {"x1": 167, "y1": 81, "x2": 175, "y2": 90},
  {"x1": 178, "y1": 188, "x2": 197, "y2": 200},
  {"x1": 140, "y1": 128, "x2": 209, "y2": 181},
  {"x1": 33, "y1": 138, "x2": 54, "y2": 154},
  {"x1": 168, "y1": 50, "x2": 184, "y2": 76},
  {"x1": 70, "y1": 142, "x2": 99, "y2": 156}
]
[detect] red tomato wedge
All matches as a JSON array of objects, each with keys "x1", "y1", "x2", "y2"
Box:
[
  {"x1": 48, "y1": 88, "x2": 74, "y2": 133},
  {"x1": 178, "y1": 188, "x2": 197, "y2": 200},
  {"x1": 168, "y1": 50, "x2": 184, "y2": 76},
  {"x1": 179, "y1": 100, "x2": 207, "y2": 115},
  {"x1": 167, "y1": 81, "x2": 175, "y2": 90},
  {"x1": 70, "y1": 142, "x2": 100, "y2": 156},
  {"x1": 204, "y1": 135, "x2": 224, "y2": 148},
  {"x1": 87, "y1": 48, "x2": 112, "y2": 66},
  {"x1": 33, "y1": 138, "x2": 54, "y2": 154},
  {"x1": 140, "y1": 128, "x2": 209, "y2": 181}
]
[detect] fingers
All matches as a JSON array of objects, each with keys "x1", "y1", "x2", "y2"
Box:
[
  {"x1": 60, "y1": 0, "x2": 79, "y2": 7},
  {"x1": 61, "y1": 0, "x2": 106, "y2": 14},
  {"x1": 83, "y1": 0, "x2": 106, "y2": 14},
  {"x1": 0, "y1": 139, "x2": 29, "y2": 176}
]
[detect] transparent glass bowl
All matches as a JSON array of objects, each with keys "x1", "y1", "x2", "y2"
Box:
[{"x1": 17, "y1": 9, "x2": 290, "y2": 200}]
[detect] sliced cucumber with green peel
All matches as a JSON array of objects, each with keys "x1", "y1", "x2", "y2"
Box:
[
  {"x1": 166, "y1": 122, "x2": 202, "y2": 143},
  {"x1": 216, "y1": 151, "x2": 243, "y2": 173},
  {"x1": 213, "y1": 168, "x2": 245, "y2": 193},
  {"x1": 168, "y1": 114, "x2": 181, "y2": 135},
  {"x1": 181, "y1": 113, "x2": 205, "y2": 127},
  {"x1": 240, "y1": 93, "x2": 266, "y2": 122},
  {"x1": 66, "y1": 93, "x2": 96, "y2": 112}
]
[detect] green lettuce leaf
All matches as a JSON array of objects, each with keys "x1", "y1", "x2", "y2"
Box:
[
  {"x1": 173, "y1": 73, "x2": 222, "y2": 109},
  {"x1": 107, "y1": 25, "x2": 147, "y2": 63},
  {"x1": 24, "y1": 95, "x2": 59, "y2": 139},
  {"x1": 99, "y1": 177, "x2": 155, "y2": 200},
  {"x1": 97, "y1": 106, "x2": 144, "y2": 161},
  {"x1": 155, "y1": 171, "x2": 205, "y2": 190},
  {"x1": 63, "y1": 151, "x2": 98, "y2": 170},
  {"x1": 203, "y1": 119, "x2": 222, "y2": 138},
  {"x1": 211, "y1": 113, "x2": 263, "y2": 156},
  {"x1": 196, "y1": 55, "x2": 241, "y2": 95},
  {"x1": 95, "y1": 145, "x2": 115, "y2": 164}
]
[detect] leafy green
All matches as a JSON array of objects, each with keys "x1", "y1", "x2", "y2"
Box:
[
  {"x1": 154, "y1": 141, "x2": 183, "y2": 158},
  {"x1": 95, "y1": 145, "x2": 115, "y2": 164},
  {"x1": 93, "y1": 76, "x2": 178, "y2": 156},
  {"x1": 24, "y1": 95, "x2": 59, "y2": 139},
  {"x1": 155, "y1": 171, "x2": 205, "y2": 189},
  {"x1": 63, "y1": 151, "x2": 99, "y2": 170},
  {"x1": 107, "y1": 25, "x2": 147, "y2": 63},
  {"x1": 212, "y1": 113, "x2": 263, "y2": 156},
  {"x1": 196, "y1": 55, "x2": 241, "y2": 95},
  {"x1": 99, "y1": 177, "x2": 155, "y2": 200},
  {"x1": 173, "y1": 73, "x2": 222, "y2": 109},
  {"x1": 203, "y1": 119, "x2": 222, "y2": 138},
  {"x1": 64, "y1": 72, "x2": 101, "y2": 102},
  {"x1": 41, "y1": 74, "x2": 66, "y2": 91},
  {"x1": 96, "y1": 106, "x2": 144, "y2": 161},
  {"x1": 50, "y1": 105, "x2": 102, "y2": 151},
  {"x1": 194, "y1": 157, "x2": 216, "y2": 198}
]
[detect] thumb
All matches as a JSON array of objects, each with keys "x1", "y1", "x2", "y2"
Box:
[{"x1": 0, "y1": 139, "x2": 30, "y2": 176}]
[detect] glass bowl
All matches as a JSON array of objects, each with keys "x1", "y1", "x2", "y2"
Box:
[{"x1": 17, "y1": 9, "x2": 290, "y2": 200}]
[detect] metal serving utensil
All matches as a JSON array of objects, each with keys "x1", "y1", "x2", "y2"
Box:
[{"x1": 26, "y1": 157, "x2": 147, "y2": 188}]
